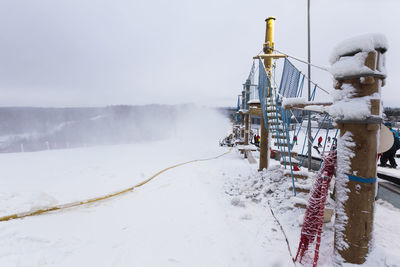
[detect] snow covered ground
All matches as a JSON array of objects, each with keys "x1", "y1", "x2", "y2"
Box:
[
  {"x1": 0, "y1": 109, "x2": 289, "y2": 267},
  {"x1": 227, "y1": 161, "x2": 400, "y2": 267},
  {"x1": 1, "y1": 109, "x2": 400, "y2": 266},
  {"x1": 0, "y1": 142, "x2": 275, "y2": 267}
]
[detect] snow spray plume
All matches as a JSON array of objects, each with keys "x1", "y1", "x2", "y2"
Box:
[
  {"x1": 295, "y1": 150, "x2": 337, "y2": 267},
  {"x1": 172, "y1": 105, "x2": 230, "y2": 147}
]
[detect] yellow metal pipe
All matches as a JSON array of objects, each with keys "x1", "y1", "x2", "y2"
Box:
[
  {"x1": 265, "y1": 17, "x2": 275, "y2": 50},
  {"x1": 264, "y1": 17, "x2": 275, "y2": 72}
]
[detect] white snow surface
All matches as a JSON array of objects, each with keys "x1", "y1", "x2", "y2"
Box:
[
  {"x1": 247, "y1": 99, "x2": 260, "y2": 104},
  {"x1": 329, "y1": 33, "x2": 388, "y2": 64},
  {"x1": 330, "y1": 52, "x2": 375, "y2": 79},
  {"x1": 282, "y1": 97, "x2": 334, "y2": 115},
  {"x1": 1, "y1": 108, "x2": 400, "y2": 266},
  {"x1": 226, "y1": 163, "x2": 400, "y2": 267},
  {"x1": 328, "y1": 84, "x2": 375, "y2": 121},
  {"x1": 282, "y1": 97, "x2": 309, "y2": 107}
]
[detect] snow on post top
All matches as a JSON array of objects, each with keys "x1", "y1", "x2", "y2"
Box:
[
  {"x1": 329, "y1": 34, "x2": 388, "y2": 79},
  {"x1": 329, "y1": 33, "x2": 388, "y2": 64},
  {"x1": 247, "y1": 99, "x2": 260, "y2": 104}
]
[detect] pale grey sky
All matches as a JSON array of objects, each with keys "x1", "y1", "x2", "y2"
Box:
[{"x1": 0, "y1": 0, "x2": 398, "y2": 107}]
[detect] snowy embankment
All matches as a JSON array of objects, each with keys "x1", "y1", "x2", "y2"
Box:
[{"x1": 227, "y1": 159, "x2": 400, "y2": 267}]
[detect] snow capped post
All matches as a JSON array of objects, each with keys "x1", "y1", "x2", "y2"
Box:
[{"x1": 330, "y1": 34, "x2": 387, "y2": 264}]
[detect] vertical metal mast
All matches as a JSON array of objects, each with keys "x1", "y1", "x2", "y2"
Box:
[
  {"x1": 307, "y1": 0, "x2": 312, "y2": 170},
  {"x1": 258, "y1": 17, "x2": 275, "y2": 171}
]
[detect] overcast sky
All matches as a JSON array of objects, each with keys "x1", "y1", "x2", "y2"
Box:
[{"x1": 0, "y1": 0, "x2": 399, "y2": 107}]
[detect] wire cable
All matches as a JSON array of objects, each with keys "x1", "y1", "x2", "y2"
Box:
[
  {"x1": 273, "y1": 48, "x2": 329, "y2": 72},
  {"x1": 267, "y1": 200, "x2": 297, "y2": 266}
]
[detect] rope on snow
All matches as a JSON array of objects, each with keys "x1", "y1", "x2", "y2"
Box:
[{"x1": 0, "y1": 148, "x2": 233, "y2": 223}]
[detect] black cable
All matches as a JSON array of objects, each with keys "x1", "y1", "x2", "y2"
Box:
[{"x1": 267, "y1": 200, "x2": 297, "y2": 266}]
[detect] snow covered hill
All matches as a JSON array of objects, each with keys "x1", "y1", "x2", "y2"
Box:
[{"x1": 0, "y1": 104, "x2": 227, "y2": 153}]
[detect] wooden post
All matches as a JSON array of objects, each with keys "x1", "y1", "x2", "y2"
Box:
[
  {"x1": 258, "y1": 17, "x2": 275, "y2": 171},
  {"x1": 244, "y1": 114, "x2": 249, "y2": 145},
  {"x1": 240, "y1": 114, "x2": 245, "y2": 139},
  {"x1": 244, "y1": 81, "x2": 251, "y2": 145},
  {"x1": 234, "y1": 94, "x2": 241, "y2": 140},
  {"x1": 334, "y1": 49, "x2": 386, "y2": 264},
  {"x1": 240, "y1": 91, "x2": 245, "y2": 139}
]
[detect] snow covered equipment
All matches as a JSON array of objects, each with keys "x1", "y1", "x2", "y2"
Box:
[
  {"x1": 295, "y1": 150, "x2": 336, "y2": 267},
  {"x1": 219, "y1": 136, "x2": 234, "y2": 147}
]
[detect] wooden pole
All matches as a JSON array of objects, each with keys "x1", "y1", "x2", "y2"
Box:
[
  {"x1": 334, "y1": 49, "x2": 386, "y2": 264},
  {"x1": 244, "y1": 114, "x2": 249, "y2": 145},
  {"x1": 244, "y1": 82, "x2": 251, "y2": 145},
  {"x1": 235, "y1": 94, "x2": 241, "y2": 139},
  {"x1": 240, "y1": 114, "x2": 245, "y2": 139},
  {"x1": 241, "y1": 91, "x2": 245, "y2": 139},
  {"x1": 258, "y1": 17, "x2": 275, "y2": 171}
]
